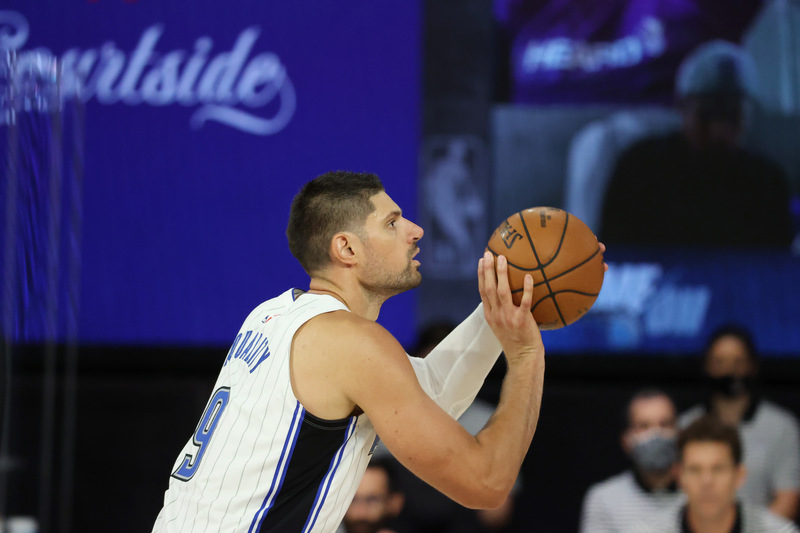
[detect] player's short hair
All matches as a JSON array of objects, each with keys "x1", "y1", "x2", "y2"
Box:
[
  {"x1": 287, "y1": 171, "x2": 384, "y2": 274},
  {"x1": 678, "y1": 415, "x2": 742, "y2": 465}
]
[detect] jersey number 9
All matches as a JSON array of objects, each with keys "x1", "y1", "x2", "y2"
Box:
[{"x1": 172, "y1": 387, "x2": 231, "y2": 481}]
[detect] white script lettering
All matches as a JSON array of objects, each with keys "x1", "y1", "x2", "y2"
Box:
[{"x1": 1, "y1": 11, "x2": 296, "y2": 135}]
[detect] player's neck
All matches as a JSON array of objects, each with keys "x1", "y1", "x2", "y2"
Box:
[{"x1": 307, "y1": 277, "x2": 385, "y2": 321}]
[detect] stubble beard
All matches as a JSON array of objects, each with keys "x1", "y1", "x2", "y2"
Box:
[
  {"x1": 365, "y1": 263, "x2": 421, "y2": 299},
  {"x1": 362, "y1": 248, "x2": 422, "y2": 299}
]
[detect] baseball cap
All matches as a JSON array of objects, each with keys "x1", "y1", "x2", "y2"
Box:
[{"x1": 675, "y1": 40, "x2": 759, "y2": 98}]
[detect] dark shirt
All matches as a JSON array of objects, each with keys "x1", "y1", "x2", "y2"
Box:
[
  {"x1": 600, "y1": 132, "x2": 794, "y2": 247},
  {"x1": 680, "y1": 503, "x2": 742, "y2": 533}
]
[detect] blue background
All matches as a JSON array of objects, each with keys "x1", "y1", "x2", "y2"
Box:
[
  {"x1": 540, "y1": 247, "x2": 800, "y2": 355},
  {"x1": 10, "y1": 0, "x2": 421, "y2": 346}
]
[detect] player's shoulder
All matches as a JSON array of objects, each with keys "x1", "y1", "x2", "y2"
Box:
[
  {"x1": 298, "y1": 308, "x2": 402, "y2": 361},
  {"x1": 290, "y1": 305, "x2": 409, "y2": 418},
  {"x1": 303, "y1": 307, "x2": 383, "y2": 334}
]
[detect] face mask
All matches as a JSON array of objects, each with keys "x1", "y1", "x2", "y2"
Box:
[
  {"x1": 708, "y1": 375, "x2": 754, "y2": 398},
  {"x1": 631, "y1": 433, "x2": 677, "y2": 473}
]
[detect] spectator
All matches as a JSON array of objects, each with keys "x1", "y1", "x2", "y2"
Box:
[
  {"x1": 680, "y1": 325, "x2": 800, "y2": 520},
  {"x1": 631, "y1": 416, "x2": 799, "y2": 533},
  {"x1": 339, "y1": 457, "x2": 406, "y2": 533},
  {"x1": 580, "y1": 388, "x2": 683, "y2": 533},
  {"x1": 600, "y1": 40, "x2": 793, "y2": 248}
]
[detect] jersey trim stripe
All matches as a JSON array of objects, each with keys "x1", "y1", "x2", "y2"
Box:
[
  {"x1": 152, "y1": 290, "x2": 377, "y2": 533},
  {"x1": 301, "y1": 417, "x2": 358, "y2": 533},
  {"x1": 248, "y1": 401, "x2": 305, "y2": 533}
]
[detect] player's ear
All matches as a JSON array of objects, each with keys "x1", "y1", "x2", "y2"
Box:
[{"x1": 330, "y1": 232, "x2": 359, "y2": 266}]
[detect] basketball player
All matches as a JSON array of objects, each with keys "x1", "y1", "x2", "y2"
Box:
[{"x1": 152, "y1": 171, "x2": 570, "y2": 532}]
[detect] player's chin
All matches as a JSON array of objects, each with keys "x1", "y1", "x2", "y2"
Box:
[{"x1": 406, "y1": 270, "x2": 423, "y2": 289}]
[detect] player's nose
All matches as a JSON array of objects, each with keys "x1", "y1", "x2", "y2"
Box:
[{"x1": 409, "y1": 220, "x2": 423, "y2": 242}]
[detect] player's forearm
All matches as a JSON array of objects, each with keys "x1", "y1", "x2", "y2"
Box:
[
  {"x1": 469, "y1": 352, "x2": 544, "y2": 507},
  {"x1": 409, "y1": 304, "x2": 503, "y2": 418}
]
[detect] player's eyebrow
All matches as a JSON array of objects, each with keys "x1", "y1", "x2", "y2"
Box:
[{"x1": 383, "y1": 209, "x2": 402, "y2": 223}]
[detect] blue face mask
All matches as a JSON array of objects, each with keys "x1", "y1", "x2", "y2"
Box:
[{"x1": 631, "y1": 433, "x2": 677, "y2": 473}]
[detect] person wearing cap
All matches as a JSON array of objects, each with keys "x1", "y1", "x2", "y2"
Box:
[
  {"x1": 579, "y1": 388, "x2": 684, "y2": 533},
  {"x1": 599, "y1": 40, "x2": 794, "y2": 247},
  {"x1": 679, "y1": 325, "x2": 800, "y2": 521}
]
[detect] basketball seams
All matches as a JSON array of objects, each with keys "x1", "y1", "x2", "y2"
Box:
[
  {"x1": 514, "y1": 288, "x2": 601, "y2": 297},
  {"x1": 489, "y1": 208, "x2": 603, "y2": 330},
  {"x1": 530, "y1": 246, "x2": 602, "y2": 288},
  {"x1": 547, "y1": 213, "x2": 573, "y2": 326},
  {"x1": 486, "y1": 245, "x2": 542, "y2": 272},
  {"x1": 536, "y1": 210, "x2": 570, "y2": 270},
  {"x1": 485, "y1": 243, "x2": 543, "y2": 272},
  {"x1": 515, "y1": 247, "x2": 602, "y2": 302},
  {"x1": 489, "y1": 221, "x2": 599, "y2": 276},
  {"x1": 518, "y1": 212, "x2": 567, "y2": 328},
  {"x1": 527, "y1": 288, "x2": 602, "y2": 301},
  {"x1": 530, "y1": 289, "x2": 600, "y2": 328}
]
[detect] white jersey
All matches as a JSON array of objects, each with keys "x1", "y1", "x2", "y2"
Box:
[
  {"x1": 153, "y1": 289, "x2": 378, "y2": 533},
  {"x1": 579, "y1": 470, "x2": 683, "y2": 533}
]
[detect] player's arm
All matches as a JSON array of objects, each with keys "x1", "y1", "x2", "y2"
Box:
[
  {"x1": 407, "y1": 304, "x2": 502, "y2": 419},
  {"x1": 411, "y1": 242, "x2": 606, "y2": 420},
  {"x1": 344, "y1": 253, "x2": 543, "y2": 509}
]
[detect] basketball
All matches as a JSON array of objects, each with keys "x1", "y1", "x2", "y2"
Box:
[{"x1": 486, "y1": 207, "x2": 605, "y2": 330}]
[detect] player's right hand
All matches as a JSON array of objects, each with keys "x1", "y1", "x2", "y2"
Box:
[{"x1": 478, "y1": 251, "x2": 543, "y2": 365}]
